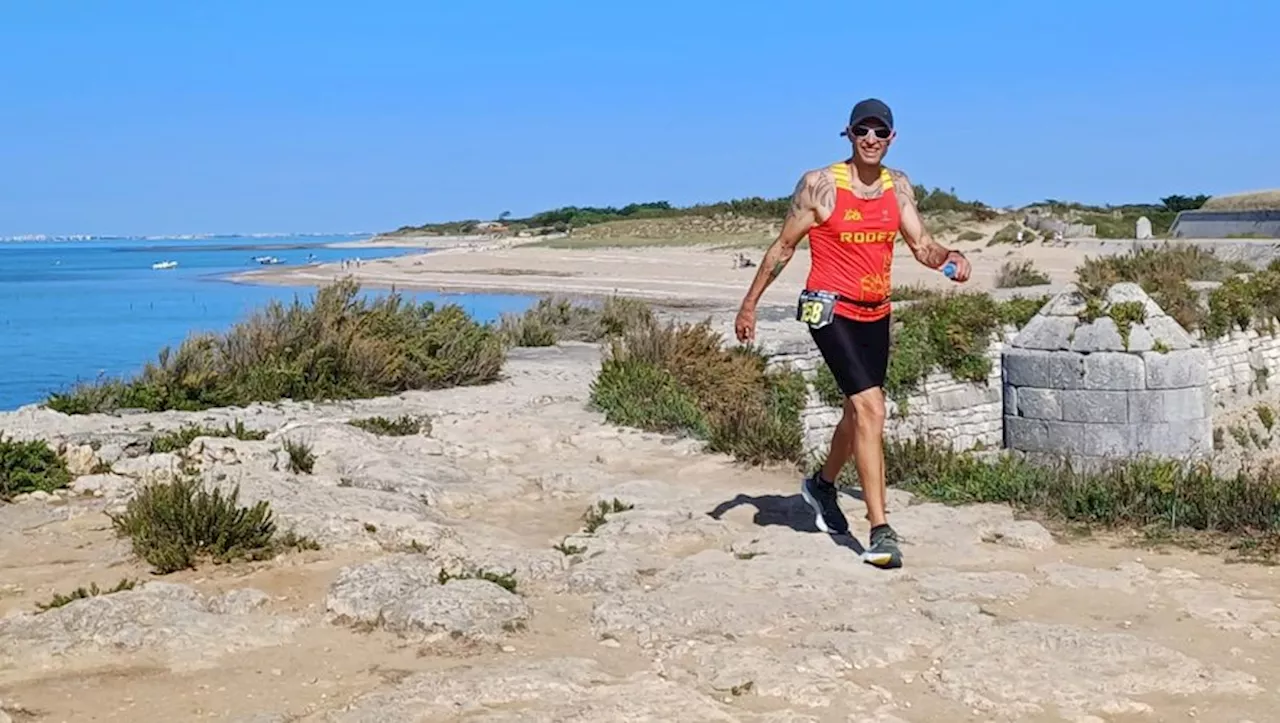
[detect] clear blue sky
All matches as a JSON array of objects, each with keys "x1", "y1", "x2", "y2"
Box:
[{"x1": 1, "y1": 0, "x2": 1276, "y2": 237}]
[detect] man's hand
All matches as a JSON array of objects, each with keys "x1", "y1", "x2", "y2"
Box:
[
  {"x1": 734, "y1": 168, "x2": 826, "y2": 343},
  {"x1": 943, "y1": 249, "x2": 972, "y2": 282},
  {"x1": 735, "y1": 304, "x2": 757, "y2": 344}
]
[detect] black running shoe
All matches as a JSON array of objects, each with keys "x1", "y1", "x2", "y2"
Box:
[
  {"x1": 862, "y1": 524, "x2": 903, "y2": 569},
  {"x1": 800, "y1": 474, "x2": 849, "y2": 535}
]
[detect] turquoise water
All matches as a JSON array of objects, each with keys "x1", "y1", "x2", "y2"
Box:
[{"x1": 0, "y1": 235, "x2": 538, "y2": 411}]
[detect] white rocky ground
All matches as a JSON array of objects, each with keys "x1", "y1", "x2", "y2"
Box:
[{"x1": 2, "y1": 342, "x2": 1280, "y2": 722}]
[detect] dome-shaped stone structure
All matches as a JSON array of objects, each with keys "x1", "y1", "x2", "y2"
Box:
[{"x1": 1001, "y1": 282, "x2": 1211, "y2": 466}]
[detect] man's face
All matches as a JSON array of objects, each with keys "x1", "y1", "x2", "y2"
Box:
[{"x1": 848, "y1": 119, "x2": 894, "y2": 164}]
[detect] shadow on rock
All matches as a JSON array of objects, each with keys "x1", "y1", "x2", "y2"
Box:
[{"x1": 705, "y1": 492, "x2": 868, "y2": 554}]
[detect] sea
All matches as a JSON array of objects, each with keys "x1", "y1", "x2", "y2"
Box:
[{"x1": 0, "y1": 234, "x2": 538, "y2": 411}]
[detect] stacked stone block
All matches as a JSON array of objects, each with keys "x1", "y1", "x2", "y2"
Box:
[{"x1": 1002, "y1": 283, "x2": 1212, "y2": 465}]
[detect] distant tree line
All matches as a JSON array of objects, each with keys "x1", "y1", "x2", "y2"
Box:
[{"x1": 392, "y1": 186, "x2": 1209, "y2": 237}]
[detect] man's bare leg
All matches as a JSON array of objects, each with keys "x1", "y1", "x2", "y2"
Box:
[
  {"x1": 819, "y1": 400, "x2": 857, "y2": 484},
  {"x1": 848, "y1": 388, "x2": 888, "y2": 528}
]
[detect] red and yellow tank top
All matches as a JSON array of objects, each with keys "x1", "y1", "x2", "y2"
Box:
[{"x1": 804, "y1": 163, "x2": 901, "y2": 322}]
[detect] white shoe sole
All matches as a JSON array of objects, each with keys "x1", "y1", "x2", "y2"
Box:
[{"x1": 800, "y1": 479, "x2": 840, "y2": 535}]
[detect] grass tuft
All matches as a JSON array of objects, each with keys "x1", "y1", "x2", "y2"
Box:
[
  {"x1": 438, "y1": 566, "x2": 519, "y2": 594},
  {"x1": 283, "y1": 439, "x2": 315, "y2": 474},
  {"x1": 36, "y1": 578, "x2": 137, "y2": 612},
  {"x1": 349, "y1": 414, "x2": 430, "y2": 436},
  {"x1": 581, "y1": 498, "x2": 635, "y2": 533},
  {"x1": 995, "y1": 260, "x2": 1051, "y2": 288},
  {"x1": 148, "y1": 420, "x2": 268, "y2": 454},
  {"x1": 879, "y1": 437, "x2": 1280, "y2": 559}
]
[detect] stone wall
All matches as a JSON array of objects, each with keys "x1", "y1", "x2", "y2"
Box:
[
  {"x1": 765, "y1": 329, "x2": 1012, "y2": 459},
  {"x1": 759, "y1": 304, "x2": 1280, "y2": 463},
  {"x1": 1201, "y1": 326, "x2": 1280, "y2": 405}
]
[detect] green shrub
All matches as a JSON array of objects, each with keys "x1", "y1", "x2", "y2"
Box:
[
  {"x1": 283, "y1": 439, "x2": 315, "y2": 474},
  {"x1": 582, "y1": 498, "x2": 635, "y2": 533},
  {"x1": 885, "y1": 292, "x2": 1007, "y2": 401},
  {"x1": 0, "y1": 435, "x2": 72, "y2": 501},
  {"x1": 1075, "y1": 243, "x2": 1255, "y2": 334},
  {"x1": 109, "y1": 476, "x2": 317, "y2": 574},
  {"x1": 499, "y1": 295, "x2": 653, "y2": 347},
  {"x1": 988, "y1": 223, "x2": 1025, "y2": 245},
  {"x1": 589, "y1": 315, "x2": 806, "y2": 465},
  {"x1": 813, "y1": 364, "x2": 845, "y2": 407},
  {"x1": 47, "y1": 280, "x2": 506, "y2": 414},
  {"x1": 149, "y1": 420, "x2": 268, "y2": 454},
  {"x1": 995, "y1": 260, "x2": 1050, "y2": 288},
  {"x1": 349, "y1": 415, "x2": 430, "y2": 436},
  {"x1": 437, "y1": 566, "x2": 518, "y2": 594},
  {"x1": 956, "y1": 230, "x2": 985, "y2": 242},
  {"x1": 879, "y1": 437, "x2": 1280, "y2": 553}
]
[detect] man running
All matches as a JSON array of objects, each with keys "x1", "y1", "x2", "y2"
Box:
[{"x1": 733, "y1": 98, "x2": 971, "y2": 569}]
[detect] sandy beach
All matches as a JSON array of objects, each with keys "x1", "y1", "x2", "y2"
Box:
[{"x1": 235, "y1": 235, "x2": 1107, "y2": 310}]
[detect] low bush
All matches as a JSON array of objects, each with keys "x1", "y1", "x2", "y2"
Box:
[
  {"x1": 109, "y1": 476, "x2": 318, "y2": 574},
  {"x1": 499, "y1": 295, "x2": 653, "y2": 347},
  {"x1": 148, "y1": 420, "x2": 268, "y2": 454},
  {"x1": 884, "y1": 291, "x2": 1046, "y2": 402},
  {"x1": 988, "y1": 223, "x2": 1027, "y2": 245},
  {"x1": 47, "y1": 280, "x2": 505, "y2": 415},
  {"x1": 1, "y1": 435, "x2": 72, "y2": 501},
  {"x1": 1075, "y1": 243, "x2": 1253, "y2": 333},
  {"x1": 877, "y1": 437, "x2": 1280, "y2": 556},
  {"x1": 995, "y1": 260, "x2": 1050, "y2": 288},
  {"x1": 589, "y1": 315, "x2": 807, "y2": 465}
]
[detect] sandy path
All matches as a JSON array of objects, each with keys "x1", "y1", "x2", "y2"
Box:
[{"x1": 2, "y1": 344, "x2": 1279, "y2": 721}]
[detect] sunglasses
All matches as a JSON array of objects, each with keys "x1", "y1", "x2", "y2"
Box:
[{"x1": 851, "y1": 125, "x2": 891, "y2": 140}]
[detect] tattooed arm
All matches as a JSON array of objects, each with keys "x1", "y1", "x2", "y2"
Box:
[
  {"x1": 739, "y1": 170, "x2": 831, "y2": 309},
  {"x1": 891, "y1": 168, "x2": 968, "y2": 279},
  {"x1": 735, "y1": 169, "x2": 832, "y2": 342}
]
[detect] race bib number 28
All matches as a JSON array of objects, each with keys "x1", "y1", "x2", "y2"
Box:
[{"x1": 796, "y1": 290, "x2": 837, "y2": 329}]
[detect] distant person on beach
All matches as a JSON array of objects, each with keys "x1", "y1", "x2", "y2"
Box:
[{"x1": 733, "y1": 98, "x2": 970, "y2": 569}]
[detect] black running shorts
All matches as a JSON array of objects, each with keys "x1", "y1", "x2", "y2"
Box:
[{"x1": 809, "y1": 314, "x2": 891, "y2": 398}]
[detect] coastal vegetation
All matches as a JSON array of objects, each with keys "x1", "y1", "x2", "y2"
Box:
[
  {"x1": 497, "y1": 295, "x2": 651, "y2": 347},
  {"x1": 110, "y1": 475, "x2": 318, "y2": 574},
  {"x1": 1, "y1": 434, "x2": 72, "y2": 501},
  {"x1": 349, "y1": 414, "x2": 430, "y2": 436},
  {"x1": 878, "y1": 438, "x2": 1280, "y2": 560},
  {"x1": 148, "y1": 420, "x2": 268, "y2": 454},
  {"x1": 390, "y1": 186, "x2": 1207, "y2": 241},
  {"x1": 995, "y1": 259, "x2": 1051, "y2": 288},
  {"x1": 46, "y1": 280, "x2": 506, "y2": 415},
  {"x1": 1075, "y1": 243, "x2": 1256, "y2": 335}
]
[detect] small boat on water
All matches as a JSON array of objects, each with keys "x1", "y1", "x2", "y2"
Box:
[
  {"x1": 252, "y1": 255, "x2": 284, "y2": 265},
  {"x1": 151, "y1": 261, "x2": 178, "y2": 270}
]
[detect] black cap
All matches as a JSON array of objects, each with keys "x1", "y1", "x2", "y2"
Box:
[{"x1": 840, "y1": 98, "x2": 893, "y2": 136}]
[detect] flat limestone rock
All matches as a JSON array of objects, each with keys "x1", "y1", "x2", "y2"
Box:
[
  {"x1": 323, "y1": 657, "x2": 744, "y2": 723},
  {"x1": 0, "y1": 582, "x2": 300, "y2": 673},
  {"x1": 923, "y1": 621, "x2": 1261, "y2": 719},
  {"x1": 325, "y1": 554, "x2": 530, "y2": 642}
]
